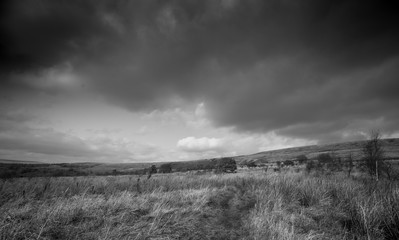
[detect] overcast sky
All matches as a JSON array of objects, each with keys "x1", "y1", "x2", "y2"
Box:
[{"x1": 1, "y1": 0, "x2": 398, "y2": 163}]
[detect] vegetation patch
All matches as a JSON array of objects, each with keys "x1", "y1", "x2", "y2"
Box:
[{"x1": 1, "y1": 169, "x2": 399, "y2": 239}]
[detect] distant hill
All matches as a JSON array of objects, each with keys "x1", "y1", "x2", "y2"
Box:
[
  {"x1": 0, "y1": 159, "x2": 43, "y2": 164},
  {"x1": 232, "y1": 138, "x2": 399, "y2": 165},
  {"x1": 0, "y1": 161, "x2": 156, "y2": 178},
  {"x1": 2, "y1": 138, "x2": 399, "y2": 178}
]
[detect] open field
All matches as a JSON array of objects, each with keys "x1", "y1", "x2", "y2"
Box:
[{"x1": 1, "y1": 170, "x2": 398, "y2": 240}]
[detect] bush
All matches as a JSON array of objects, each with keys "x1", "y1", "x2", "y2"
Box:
[
  {"x1": 158, "y1": 163, "x2": 172, "y2": 173},
  {"x1": 283, "y1": 160, "x2": 295, "y2": 167},
  {"x1": 245, "y1": 162, "x2": 257, "y2": 168},
  {"x1": 149, "y1": 165, "x2": 157, "y2": 174},
  {"x1": 215, "y1": 158, "x2": 237, "y2": 173}
]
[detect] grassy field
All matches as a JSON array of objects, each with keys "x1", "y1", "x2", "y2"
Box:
[{"x1": 1, "y1": 169, "x2": 398, "y2": 240}]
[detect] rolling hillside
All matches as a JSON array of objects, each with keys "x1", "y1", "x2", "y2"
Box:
[
  {"x1": 1, "y1": 138, "x2": 399, "y2": 178},
  {"x1": 233, "y1": 138, "x2": 399, "y2": 165}
]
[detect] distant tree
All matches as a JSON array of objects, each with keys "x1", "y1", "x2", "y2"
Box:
[
  {"x1": 362, "y1": 130, "x2": 387, "y2": 181},
  {"x1": 147, "y1": 165, "x2": 157, "y2": 179},
  {"x1": 215, "y1": 158, "x2": 237, "y2": 173},
  {"x1": 296, "y1": 155, "x2": 308, "y2": 165},
  {"x1": 159, "y1": 163, "x2": 172, "y2": 173},
  {"x1": 150, "y1": 165, "x2": 157, "y2": 173}
]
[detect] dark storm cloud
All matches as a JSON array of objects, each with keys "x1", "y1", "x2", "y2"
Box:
[
  {"x1": 0, "y1": 0, "x2": 118, "y2": 72},
  {"x1": 1, "y1": 0, "x2": 399, "y2": 143}
]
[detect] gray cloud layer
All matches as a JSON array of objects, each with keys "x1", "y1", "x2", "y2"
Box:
[
  {"x1": 1, "y1": 0, "x2": 399, "y2": 143},
  {"x1": 0, "y1": 108, "x2": 160, "y2": 162}
]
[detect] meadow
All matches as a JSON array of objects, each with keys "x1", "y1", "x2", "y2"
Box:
[{"x1": 1, "y1": 168, "x2": 398, "y2": 240}]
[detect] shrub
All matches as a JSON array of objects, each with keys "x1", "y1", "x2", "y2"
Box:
[
  {"x1": 158, "y1": 163, "x2": 172, "y2": 173},
  {"x1": 215, "y1": 158, "x2": 237, "y2": 173},
  {"x1": 283, "y1": 160, "x2": 295, "y2": 167},
  {"x1": 150, "y1": 165, "x2": 157, "y2": 174},
  {"x1": 246, "y1": 162, "x2": 257, "y2": 168}
]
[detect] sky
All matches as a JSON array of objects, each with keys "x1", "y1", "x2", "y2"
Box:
[{"x1": 0, "y1": 0, "x2": 399, "y2": 163}]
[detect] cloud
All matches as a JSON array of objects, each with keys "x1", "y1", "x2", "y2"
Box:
[
  {"x1": 0, "y1": 108, "x2": 162, "y2": 162},
  {"x1": 1, "y1": 0, "x2": 399, "y2": 144},
  {"x1": 0, "y1": 127, "x2": 98, "y2": 158},
  {"x1": 140, "y1": 103, "x2": 210, "y2": 129},
  {"x1": 177, "y1": 137, "x2": 224, "y2": 153},
  {"x1": 141, "y1": 108, "x2": 191, "y2": 125},
  {"x1": 174, "y1": 131, "x2": 318, "y2": 161},
  {"x1": 0, "y1": 126, "x2": 163, "y2": 163}
]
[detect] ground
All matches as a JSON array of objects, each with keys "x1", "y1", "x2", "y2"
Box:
[{"x1": 1, "y1": 169, "x2": 398, "y2": 239}]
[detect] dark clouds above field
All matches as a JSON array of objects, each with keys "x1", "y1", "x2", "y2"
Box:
[{"x1": 1, "y1": 0, "x2": 399, "y2": 161}]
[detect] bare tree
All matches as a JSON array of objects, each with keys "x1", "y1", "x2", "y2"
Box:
[
  {"x1": 147, "y1": 165, "x2": 157, "y2": 179},
  {"x1": 362, "y1": 130, "x2": 385, "y2": 181}
]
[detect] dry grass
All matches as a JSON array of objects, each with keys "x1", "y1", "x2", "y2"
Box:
[{"x1": 1, "y1": 171, "x2": 398, "y2": 239}]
